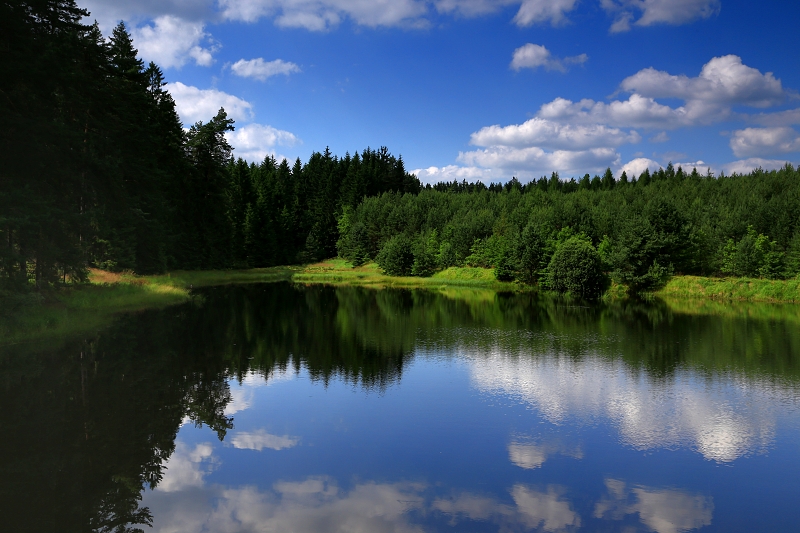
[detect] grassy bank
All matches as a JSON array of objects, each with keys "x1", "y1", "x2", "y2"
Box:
[
  {"x1": 6, "y1": 263, "x2": 800, "y2": 349},
  {"x1": 292, "y1": 259, "x2": 519, "y2": 291},
  {"x1": 0, "y1": 267, "x2": 296, "y2": 347},
  {"x1": 655, "y1": 275, "x2": 800, "y2": 303}
]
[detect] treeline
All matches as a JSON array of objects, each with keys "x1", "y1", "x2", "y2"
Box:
[
  {"x1": 0, "y1": 0, "x2": 419, "y2": 292},
  {"x1": 5, "y1": 1, "x2": 799, "y2": 299},
  {"x1": 338, "y1": 164, "x2": 800, "y2": 296}
]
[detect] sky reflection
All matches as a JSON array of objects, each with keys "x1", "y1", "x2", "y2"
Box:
[{"x1": 469, "y1": 349, "x2": 789, "y2": 461}]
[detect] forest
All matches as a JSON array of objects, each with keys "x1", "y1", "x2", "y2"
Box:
[{"x1": 3, "y1": 0, "x2": 800, "y2": 299}]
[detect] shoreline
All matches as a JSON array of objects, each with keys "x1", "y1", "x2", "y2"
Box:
[{"x1": 4, "y1": 262, "x2": 800, "y2": 348}]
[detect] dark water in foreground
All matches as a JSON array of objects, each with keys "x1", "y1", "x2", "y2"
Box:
[{"x1": 2, "y1": 282, "x2": 799, "y2": 533}]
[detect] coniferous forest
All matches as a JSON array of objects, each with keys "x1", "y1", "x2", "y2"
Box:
[{"x1": 3, "y1": 1, "x2": 800, "y2": 298}]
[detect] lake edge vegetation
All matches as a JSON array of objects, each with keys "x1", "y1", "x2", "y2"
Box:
[{"x1": 5, "y1": 0, "x2": 800, "y2": 305}]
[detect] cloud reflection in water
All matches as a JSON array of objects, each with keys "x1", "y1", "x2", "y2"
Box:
[
  {"x1": 470, "y1": 350, "x2": 780, "y2": 461},
  {"x1": 594, "y1": 478, "x2": 714, "y2": 533}
]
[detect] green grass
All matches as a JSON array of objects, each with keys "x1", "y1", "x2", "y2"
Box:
[
  {"x1": 292, "y1": 259, "x2": 522, "y2": 291},
  {"x1": 655, "y1": 275, "x2": 800, "y2": 303},
  {"x1": 7, "y1": 265, "x2": 800, "y2": 349},
  {"x1": 0, "y1": 266, "x2": 296, "y2": 347}
]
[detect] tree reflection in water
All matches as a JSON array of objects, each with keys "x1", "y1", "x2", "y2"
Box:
[{"x1": 0, "y1": 282, "x2": 798, "y2": 531}]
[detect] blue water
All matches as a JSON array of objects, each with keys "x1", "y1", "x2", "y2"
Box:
[
  {"x1": 3, "y1": 282, "x2": 799, "y2": 532},
  {"x1": 139, "y1": 305, "x2": 800, "y2": 532}
]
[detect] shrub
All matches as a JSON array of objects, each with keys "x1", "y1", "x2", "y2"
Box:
[
  {"x1": 547, "y1": 236, "x2": 607, "y2": 298},
  {"x1": 376, "y1": 234, "x2": 414, "y2": 276}
]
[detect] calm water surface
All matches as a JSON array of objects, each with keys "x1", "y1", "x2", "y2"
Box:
[{"x1": 2, "y1": 283, "x2": 799, "y2": 532}]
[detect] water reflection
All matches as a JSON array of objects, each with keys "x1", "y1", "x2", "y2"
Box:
[
  {"x1": 146, "y1": 475, "x2": 428, "y2": 533},
  {"x1": 1, "y1": 282, "x2": 798, "y2": 532},
  {"x1": 432, "y1": 485, "x2": 580, "y2": 532},
  {"x1": 229, "y1": 430, "x2": 300, "y2": 451},
  {"x1": 594, "y1": 479, "x2": 714, "y2": 533},
  {"x1": 507, "y1": 440, "x2": 583, "y2": 470},
  {"x1": 471, "y1": 351, "x2": 783, "y2": 461}
]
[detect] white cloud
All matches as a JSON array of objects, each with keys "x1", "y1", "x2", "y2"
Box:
[
  {"x1": 594, "y1": 479, "x2": 714, "y2": 533},
  {"x1": 218, "y1": 0, "x2": 428, "y2": 30},
  {"x1": 750, "y1": 108, "x2": 800, "y2": 127},
  {"x1": 132, "y1": 15, "x2": 217, "y2": 68},
  {"x1": 410, "y1": 165, "x2": 498, "y2": 184},
  {"x1": 603, "y1": 0, "x2": 720, "y2": 33},
  {"x1": 513, "y1": 0, "x2": 580, "y2": 27},
  {"x1": 619, "y1": 157, "x2": 706, "y2": 179},
  {"x1": 157, "y1": 442, "x2": 216, "y2": 492},
  {"x1": 534, "y1": 56, "x2": 785, "y2": 132},
  {"x1": 433, "y1": 0, "x2": 516, "y2": 17},
  {"x1": 425, "y1": 55, "x2": 791, "y2": 180},
  {"x1": 458, "y1": 146, "x2": 619, "y2": 177},
  {"x1": 730, "y1": 127, "x2": 800, "y2": 158},
  {"x1": 510, "y1": 43, "x2": 587, "y2": 72},
  {"x1": 231, "y1": 57, "x2": 301, "y2": 81},
  {"x1": 538, "y1": 95, "x2": 694, "y2": 129},
  {"x1": 621, "y1": 55, "x2": 784, "y2": 109},
  {"x1": 81, "y1": 0, "x2": 216, "y2": 32},
  {"x1": 722, "y1": 157, "x2": 796, "y2": 175},
  {"x1": 226, "y1": 123, "x2": 300, "y2": 162},
  {"x1": 167, "y1": 82, "x2": 254, "y2": 124},
  {"x1": 230, "y1": 429, "x2": 300, "y2": 451},
  {"x1": 471, "y1": 118, "x2": 638, "y2": 150},
  {"x1": 649, "y1": 131, "x2": 669, "y2": 143}
]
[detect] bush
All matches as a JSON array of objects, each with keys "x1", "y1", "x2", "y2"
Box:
[
  {"x1": 376, "y1": 234, "x2": 414, "y2": 276},
  {"x1": 547, "y1": 236, "x2": 607, "y2": 298},
  {"x1": 721, "y1": 226, "x2": 785, "y2": 279},
  {"x1": 494, "y1": 252, "x2": 515, "y2": 281},
  {"x1": 411, "y1": 231, "x2": 439, "y2": 277}
]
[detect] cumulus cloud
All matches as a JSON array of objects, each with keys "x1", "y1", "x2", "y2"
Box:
[
  {"x1": 602, "y1": 0, "x2": 720, "y2": 33},
  {"x1": 230, "y1": 429, "x2": 300, "y2": 451},
  {"x1": 458, "y1": 146, "x2": 619, "y2": 176},
  {"x1": 81, "y1": 0, "x2": 216, "y2": 31},
  {"x1": 216, "y1": 0, "x2": 584, "y2": 30},
  {"x1": 450, "y1": 117, "x2": 634, "y2": 179},
  {"x1": 510, "y1": 44, "x2": 587, "y2": 72},
  {"x1": 649, "y1": 131, "x2": 669, "y2": 143},
  {"x1": 410, "y1": 165, "x2": 498, "y2": 184},
  {"x1": 536, "y1": 56, "x2": 786, "y2": 131},
  {"x1": 471, "y1": 118, "x2": 638, "y2": 150},
  {"x1": 594, "y1": 479, "x2": 714, "y2": 533},
  {"x1": 425, "y1": 55, "x2": 791, "y2": 180},
  {"x1": 226, "y1": 123, "x2": 300, "y2": 162},
  {"x1": 131, "y1": 15, "x2": 217, "y2": 68},
  {"x1": 167, "y1": 82, "x2": 254, "y2": 124},
  {"x1": 617, "y1": 157, "x2": 661, "y2": 178},
  {"x1": 620, "y1": 55, "x2": 784, "y2": 108},
  {"x1": 231, "y1": 58, "x2": 301, "y2": 80},
  {"x1": 722, "y1": 158, "x2": 796, "y2": 175},
  {"x1": 538, "y1": 95, "x2": 693, "y2": 129},
  {"x1": 218, "y1": 0, "x2": 428, "y2": 30},
  {"x1": 513, "y1": 0, "x2": 580, "y2": 27},
  {"x1": 750, "y1": 108, "x2": 800, "y2": 127},
  {"x1": 433, "y1": 0, "x2": 516, "y2": 17},
  {"x1": 730, "y1": 127, "x2": 800, "y2": 158}
]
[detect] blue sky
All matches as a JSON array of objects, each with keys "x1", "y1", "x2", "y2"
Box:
[{"x1": 82, "y1": 0, "x2": 800, "y2": 183}]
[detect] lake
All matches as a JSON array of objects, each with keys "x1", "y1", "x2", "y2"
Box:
[{"x1": 2, "y1": 282, "x2": 799, "y2": 532}]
